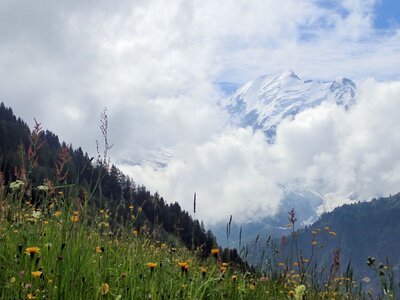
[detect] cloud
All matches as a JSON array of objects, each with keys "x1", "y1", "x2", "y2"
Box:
[{"x1": 122, "y1": 80, "x2": 400, "y2": 225}]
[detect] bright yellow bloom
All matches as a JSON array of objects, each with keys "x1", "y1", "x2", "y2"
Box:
[
  {"x1": 27, "y1": 294, "x2": 36, "y2": 299},
  {"x1": 312, "y1": 241, "x2": 318, "y2": 246},
  {"x1": 96, "y1": 246, "x2": 103, "y2": 253},
  {"x1": 324, "y1": 226, "x2": 330, "y2": 231},
  {"x1": 178, "y1": 262, "x2": 187, "y2": 268},
  {"x1": 25, "y1": 247, "x2": 40, "y2": 254},
  {"x1": 31, "y1": 271, "x2": 42, "y2": 278},
  {"x1": 147, "y1": 262, "x2": 157, "y2": 269},
  {"x1": 58, "y1": 191, "x2": 63, "y2": 196},
  {"x1": 73, "y1": 211, "x2": 79, "y2": 216},
  {"x1": 329, "y1": 231, "x2": 337, "y2": 236},
  {"x1": 101, "y1": 283, "x2": 109, "y2": 295},
  {"x1": 71, "y1": 215, "x2": 79, "y2": 222},
  {"x1": 211, "y1": 248, "x2": 220, "y2": 255},
  {"x1": 54, "y1": 211, "x2": 61, "y2": 217}
]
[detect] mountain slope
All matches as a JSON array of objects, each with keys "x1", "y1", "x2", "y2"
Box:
[
  {"x1": 220, "y1": 70, "x2": 356, "y2": 141},
  {"x1": 245, "y1": 193, "x2": 400, "y2": 290}
]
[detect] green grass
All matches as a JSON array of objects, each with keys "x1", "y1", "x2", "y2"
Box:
[
  {"x1": 0, "y1": 184, "x2": 395, "y2": 299},
  {"x1": 0, "y1": 188, "x2": 286, "y2": 299}
]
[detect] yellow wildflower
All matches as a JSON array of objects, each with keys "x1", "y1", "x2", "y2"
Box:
[
  {"x1": 96, "y1": 246, "x2": 103, "y2": 253},
  {"x1": 211, "y1": 248, "x2": 220, "y2": 256},
  {"x1": 329, "y1": 231, "x2": 337, "y2": 236},
  {"x1": 178, "y1": 262, "x2": 187, "y2": 268},
  {"x1": 31, "y1": 271, "x2": 42, "y2": 278},
  {"x1": 25, "y1": 247, "x2": 40, "y2": 255},
  {"x1": 147, "y1": 262, "x2": 157, "y2": 269},
  {"x1": 101, "y1": 283, "x2": 109, "y2": 295},
  {"x1": 54, "y1": 211, "x2": 61, "y2": 217},
  {"x1": 71, "y1": 215, "x2": 79, "y2": 222},
  {"x1": 312, "y1": 241, "x2": 318, "y2": 246},
  {"x1": 27, "y1": 294, "x2": 36, "y2": 299}
]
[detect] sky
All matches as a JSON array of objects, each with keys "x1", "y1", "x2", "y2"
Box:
[{"x1": 1, "y1": 0, "x2": 400, "y2": 225}]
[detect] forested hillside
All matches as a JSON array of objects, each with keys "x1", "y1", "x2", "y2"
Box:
[{"x1": 0, "y1": 102, "x2": 216, "y2": 256}]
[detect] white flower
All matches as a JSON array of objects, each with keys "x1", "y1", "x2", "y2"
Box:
[
  {"x1": 32, "y1": 211, "x2": 42, "y2": 219},
  {"x1": 10, "y1": 180, "x2": 24, "y2": 191},
  {"x1": 37, "y1": 185, "x2": 49, "y2": 191},
  {"x1": 362, "y1": 276, "x2": 371, "y2": 283}
]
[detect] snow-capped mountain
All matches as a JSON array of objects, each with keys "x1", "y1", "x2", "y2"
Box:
[{"x1": 220, "y1": 70, "x2": 356, "y2": 141}]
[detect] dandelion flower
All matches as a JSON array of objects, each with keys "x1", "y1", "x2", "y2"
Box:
[
  {"x1": 178, "y1": 262, "x2": 187, "y2": 268},
  {"x1": 31, "y1": 271, "x2": 42, "y2": 278},
  {"x1": 101, "y1": 283, "x2": 109, "y2": 295},
  {"x1": 25, "y1": 247, "x2": 40, "y2": 254},
  {"x1": 147, "y1": 262, "x2": 157, "y2": 269},
  {"x1": 211, "y1": 248, "x2": 220, "y2": 258}
]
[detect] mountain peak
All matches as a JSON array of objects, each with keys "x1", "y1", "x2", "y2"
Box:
[
  {"x1": 263, "y1": 69, "x2": 300, "y2": 81},
  {"x1": 220, "y1": 72, "x2": 357, "y2": 141}
]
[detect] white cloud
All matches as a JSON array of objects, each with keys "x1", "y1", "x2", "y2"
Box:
[{"x1": 122, "y1": 80, "x2": 400, "y2": 225}]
